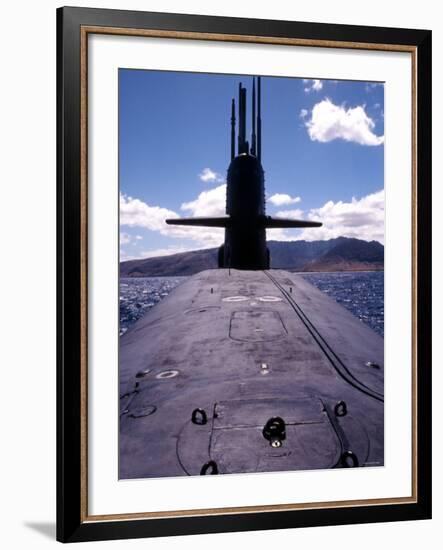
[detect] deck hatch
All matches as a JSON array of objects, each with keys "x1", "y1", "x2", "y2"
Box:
[
  {"x1": 209, "y1": 398, "x2": 341, "y2": 473},
  {"x1": 229, "y1": 310, "x2": 287, "y2": 342}
]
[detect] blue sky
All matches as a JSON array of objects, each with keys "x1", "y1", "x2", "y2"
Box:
[{"x1": 119, "y1": 70, "x2": 384, "y2": 260}]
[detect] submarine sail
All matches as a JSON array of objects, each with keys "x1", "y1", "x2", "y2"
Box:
[{"x1": 166, "y1": 77, "x2": 322, "y2": 270}]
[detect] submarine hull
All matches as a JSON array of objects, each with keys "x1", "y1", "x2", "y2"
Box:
[{"x1": 119, "y1": 269, "x2": 384, "y2": 479}]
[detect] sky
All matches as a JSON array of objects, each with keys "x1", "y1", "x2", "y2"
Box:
[{"x1": 119, "y1": 70, "x2": 384, "y2": 261}]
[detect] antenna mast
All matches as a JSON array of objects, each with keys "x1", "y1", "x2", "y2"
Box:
[
  {"x1": 231, "y1": 98, "x2": 236, "y2": 160},
  {"x1": 257, "y1": 76, "x2": 262, "y2": 162},
  {"x1": 251, "y1": 77, "x2": 256, "y2": 156}
]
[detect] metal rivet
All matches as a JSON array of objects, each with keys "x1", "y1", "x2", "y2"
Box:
[
  {"x1": 263, "y1": 417, "x2": 286, "y2": 447},
  {"x1": 200, "y1": 460, "x2": 219, "y2": 475},
  {"x1": 260, "y1": 363, "x2": 270, "y2": 375},
  {"x1": 191, "y1": 408, "x2": 208, "y2": 425},
  {"x1": 334, "y1": 401, "x2": 348, "y2": 417},
  {"x1": 341, "y1": 450, "x2": 359, "y2": 468},
  {"x1": 365, "y1": 361, "x2": 381, "y2": 369}
]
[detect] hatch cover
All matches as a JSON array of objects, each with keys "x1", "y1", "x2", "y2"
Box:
[
  {"x1": 177, "y1": 397, "x2": 347, "y2": 475},
  {"x1": 211, "y1": 398, "x2": 340, "y2": 472},
  {"x1": 229, "y1": 310, "x2": 287, "y2": 342}
]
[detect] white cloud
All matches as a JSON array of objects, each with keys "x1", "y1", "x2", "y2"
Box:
[
  {"x1": 305, "y1": 98, "x2": 384, "y2": 146},
  {"x1": 120, "y1": 192, "x2": 224, "y2": 249},
  {"x1": 268, "y1": 190, "x2": 384, "y2": 244},
  {"x1": 121, "y1": 185, "x2": 303, "y2": 255},
  {"x1": 181, "y1": 184, "x2": 226, "y2": 217},
  {"x1": 297, "y1": 189, "x2": 384, "y2": 243},
  {"x1": 299, "y1": 108, "x2": 308, "y2": 119},
  {"x1": 303, "y1": 79, "x2": 323, "y2": 93},
  {"x1": 120, "y1": 194, "x2": 179, "y2": 232},
  {"x1": 275, "y1": 209, "x2": 304, "y2": 219},
  {"x1": 199, "y1": 167, "x2": 224, "y2": 183},
  {"x1": 120, "y1": 184, "x2": 384, "y2": 260},
  {"x1": 268, "y1": 193, "x2": 301, "y2": 207},
  {"x1": 266, "y1": 228, "x2": 292, "y2": 241}
]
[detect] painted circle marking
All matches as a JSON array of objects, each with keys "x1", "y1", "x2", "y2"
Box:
[
  {"x1": 156, "y1": 370, "x2": 180, "y2": 379},
  {"x1": 222, "y1": 296, "x2": 249, "y2": 302},
  {"x1": 258, "y1": 296, "x2": 283, "y2": 302}
]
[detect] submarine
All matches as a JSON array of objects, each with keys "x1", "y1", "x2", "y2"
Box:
[{"x1": 119, "y1": 78, "x2": 384, "y2": 479}]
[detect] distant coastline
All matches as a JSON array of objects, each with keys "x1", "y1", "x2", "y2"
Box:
[{"x1": 120, "y1": 237, "x2": 384, "y2": 278}]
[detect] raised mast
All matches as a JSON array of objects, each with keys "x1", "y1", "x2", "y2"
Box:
[
  {"x1": 251, "y1": 77, "x2": 257, "y2": 156},
  {"x1": 238, "y1": 83, "x2": 248, "y2": 154},
  {"x1": 231, "y1": 98, "x2": 236, "y2": 161},
  {"x1": 257, "y1": 76, "x2": 262, "y2": 162}
]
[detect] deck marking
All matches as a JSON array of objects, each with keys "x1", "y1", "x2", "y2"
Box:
[{"x1": 223, "y1": 295, "x2": 249, "y2": 302}]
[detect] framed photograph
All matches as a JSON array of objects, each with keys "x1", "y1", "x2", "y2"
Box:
[{"x1": 57, "y1": 6, "x2": 432, "y2": 543}]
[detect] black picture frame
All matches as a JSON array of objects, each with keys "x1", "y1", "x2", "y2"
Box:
[{"x1": 57, "y1": 6, "x2": 432, "y2": 543}]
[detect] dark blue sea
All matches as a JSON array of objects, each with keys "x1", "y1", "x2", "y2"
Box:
[
  {"x1": 119, "y1": 277, "x2": 186, "y2": 336},
  {"x1": 119, "y1": 272, "x2": 384, "y2": 337},
  {"x1": 302, "y1": 271, "x2": 384, "y2": 336}
]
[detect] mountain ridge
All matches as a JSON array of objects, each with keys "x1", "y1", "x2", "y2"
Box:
[{"x1": 120, "y1": 237, "x2": 384, "y2": 277}]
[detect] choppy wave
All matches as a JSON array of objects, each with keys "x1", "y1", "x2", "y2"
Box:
[
  {"x1": 303, "y1": 271, "x2": 384, "y2": 336},
  {"x1": 119, "y1": 277, "x2": 187, "y2": 336},
  {"x1": 119, "y1": 272, "x2": 384, "y2": 337}
]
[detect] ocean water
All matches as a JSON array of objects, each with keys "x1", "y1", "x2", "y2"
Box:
[
  {"x1": 302, "y1": 271, "x2": 384, "y2": 336},
  {"x1": 119, "y1": 277, "x2": 186, "y2": 336},
  {"x1": 119, "y1": 271, "x2": 384, "y2": 337}
]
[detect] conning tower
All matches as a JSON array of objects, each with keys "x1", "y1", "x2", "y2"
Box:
[{"x1": 166, "y1": 77, "x2": 322, "y2": 269}]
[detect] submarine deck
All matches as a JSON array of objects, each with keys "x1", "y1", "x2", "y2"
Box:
[{"x1": 120, "y1": 269, "x2": 384, "y2": 479}]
